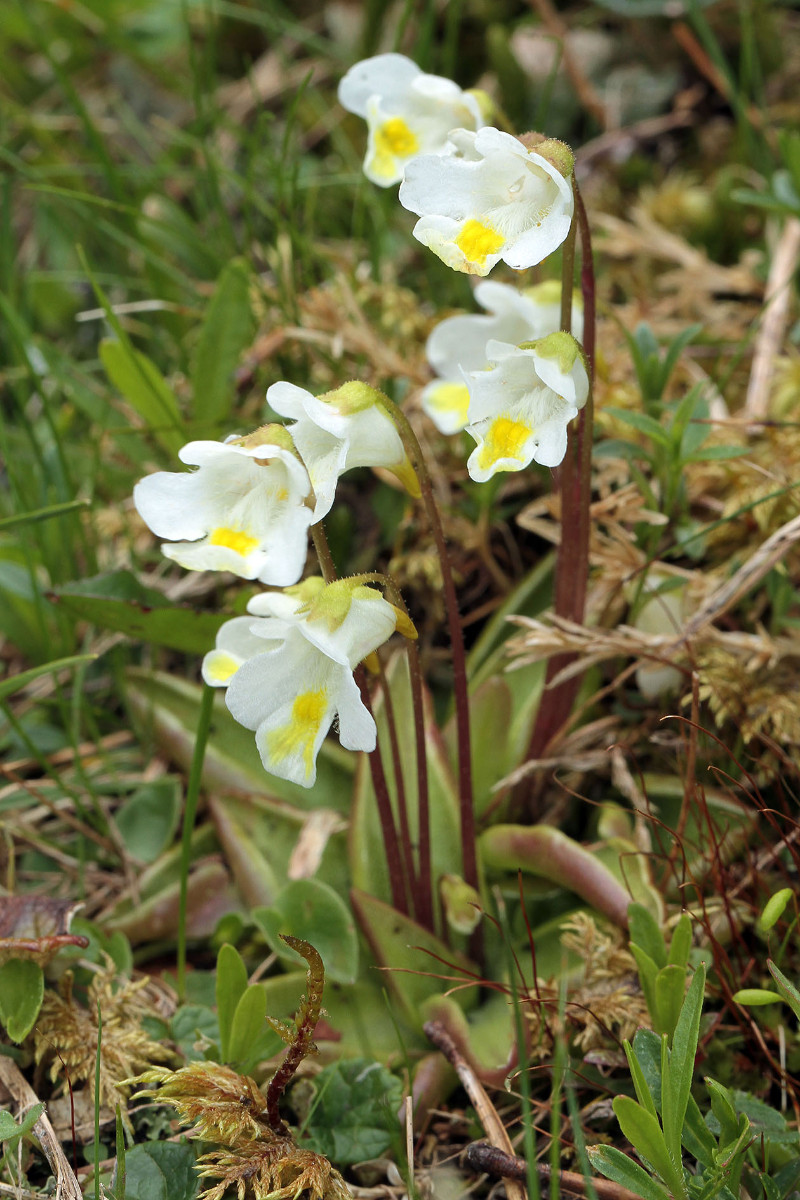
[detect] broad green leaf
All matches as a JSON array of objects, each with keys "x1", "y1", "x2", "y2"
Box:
[
  {"x1": 215, "y1": 944, "x2": 248, "y2": 1063},
  {"x1": 654, "y1": 964, "x2": 687, "y2": 1040},
  {"x1": 632, "y1": 1029, "x2": 716, "y2": 1168},
  {"x1": 208, "y1": 791, "x2": 349, "y2": 910},
  {"x1": 191, "y1": 258, "x2": 255, "y2": 430},
  {"x1": 612, "y1": 1096, "x2": 684, "y2": 1198},
  {"x1": 662, "y1": 965, "x2": 705, "y2": 1164},
  {"x1": 170, "y1": 1004, "x2": 219, "y2": 1061},
  {"x1": 768, "y1": 961, "x2": 800, "y2": 1022},
  {"x1": 667, "y1": 914, "x2": 692, "y2": 969},
  {"x1": 684, "y1": 445, "x2": 748, "y2": 462},
  {"x1": 705, "y1": 1079, "x2": 739, "y2": 1143},
  {"x1": 480, "y1": 825, "x2": 632, "y2": 927},
  {"x1": 52, "y1": 571, "x2": 226, "y2": 654},
  {"x1": 624, "y1": 1040, "x2": 658, "y2": 1119},
  {"x1": 0, "y1": 654, "x2": 97, "y2": 702},
  {"x1": 0, "y1": 1103, "x2": 45, "y2": 1143},
  {"x1": 299, "y1": 1059, "x2": 404, "y2": 1165},
  {"x1": 350, "y1": 889, "x2": 476, "y2": 1027},
  {"x1": 0, "y1": 960, "x2": 44, "y2": 1042},
  {"x1": 629, "y1": 903, "x2": 667, "y2": 968},
  {"x1": 605, "y1": 407, "x2": 672, "y2": 447},
  {"x1": 114, "y1": 779, "x2": 181, "y2": 863},
  {"x1": 100, "y1": 338, "x2": 184, "y2": 454},
  {"x1": 630, "y1": 945, "x2": 658, "y2": 1019},
  {"x1": 733, "y1": 988, "x2": 783, "y2": 1006},
  {"x1": 760, "y1": 888, "x2": 793, "y2": 931},
  {"x1": 227, "y1": 984, "x2": 268, "y2": 1067},
  {"x1": 122, "y1": 1141, "x2": 198, "y2": 1200},
  {"x1": 587, "y1": 1145, "x2": 671, "y2": 1200},
  {"x1": 253, "y1": 879, "x2": 358, "y2": 985}
]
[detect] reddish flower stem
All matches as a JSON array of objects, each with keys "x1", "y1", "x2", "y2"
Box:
[
  {"x1": 382, "y1": 402, "x2": 478, "y2": 899},
  {"x1": 309, "y1": 528, "x2": 410, "y2": 914},
  {"x1": 406, "y1": 639, "x2": 434, "y2": 932},
  {"x1": 521, "y1": 183, "x2": 595, "y2": 795},
  {"x1": 357, "y1": 668, "x2": 409, "y2": 915},
  {"x1": 376, "y1": 654, "x2": 418, "y2": 919}
]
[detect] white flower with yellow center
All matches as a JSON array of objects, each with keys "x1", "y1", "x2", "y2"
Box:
[
  {"x1": 465, "y1": 332, "x2": 589, "y2": 480},
  {"x1": 422, "y1": 280, "x2": 584, "y2": 433},
  {"x1": 338, "y1": 53, "x2": 486, "y2": 187},
  {"x1": 133, "y1": 428, "x2": 313, "y2": 585},
  {"x1": 268, "y1": 380, "x2": 419, "y2": 520},
  {"x1": 224, "y1": 579, "x2": 413, "y2": 787},
  {"x1": 399, "y1": 128, "x2": 574, "y2": 276}
]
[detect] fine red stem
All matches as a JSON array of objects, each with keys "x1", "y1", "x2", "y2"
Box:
[
  {"x1": 356, "y1": 667, "x2": 409, "y2": 915},
  {"x1": 376, "y1": 654, "x2": 418, "y2": 918},
  {"x1": 387, "y1": 403, "x2": 478, "y2": 898},
  {"x1": 406, "y1": 640, "x2": 434, "y2": 931},
  {"x1": 521, "y1": 182, "x2": 595, "y2": 797}
]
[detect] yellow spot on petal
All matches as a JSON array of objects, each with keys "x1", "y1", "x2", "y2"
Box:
[
  {"x1": 267, "y1": 688, "x2": 328, "y2": 779},
  {"x1": 377, "y1": 117, "x2": 418, "y2": 158},
  {"x1": 427, "y1": 383, "x2": 470, "y2": 426},
  {"x1": 209, "y1": 527, "x2": 260, "y2": 556},
  {"x1": 205, "y1": 652, "x2": 240, "y2": 685},
  {"x1": 455, "y1": 219, "x2": 505, "y2": 268},
  {"x1": 371, "y1": 118, "x2": 419, "y2": 180},
  {"x1": 478, "y1": 416, "x2": 532, "y2": 471}
]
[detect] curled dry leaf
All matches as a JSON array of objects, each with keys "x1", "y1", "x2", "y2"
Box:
[{"x1": 0, "y1": 895, "x2": 89, "y2": 967}]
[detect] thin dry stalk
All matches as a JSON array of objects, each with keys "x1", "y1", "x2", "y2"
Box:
[
  {"x1": 424, "y1": 1020, "x2": 528, "y2": 1200},
  {"x1": 0, "y1": 1058, "x2": 82, "y2": 1200},
  {"x1": 744, "y1": 217, "x2": 800, "y2": 420}
]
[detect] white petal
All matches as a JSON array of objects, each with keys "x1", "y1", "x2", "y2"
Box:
[
  {"x1": 302, "y1": 593, "x2": 398, "y2": 668},
  {"x1": 337, "y1": 54, "x2": 421, "y2": 118},
  {"x1": 335, "y1": 670, "x2": 377, "y2": 753},
  {"x1": 421, "y1": 380, "x2": 471, "y2": 434},
  {"x1": 266, "y1": 381, "x2": 318, "y2": 420},
  {"x1": 133, "y1": 469, "x2": 215, "y2": 541},
  {"x1": 201, "y1": 616, "x2": 278, "y2": 687},
  {"x1": 533, "y1": 345, "x2": 589, "y2": 409}
]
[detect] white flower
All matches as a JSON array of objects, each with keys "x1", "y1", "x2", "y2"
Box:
[
  {"x1": 268, "y1": 380, "x2": 419, "y2": 520},
  {"x1": 399, "y1": 127, "x2": 574, "y2": 276},
  {"x1": 465, "y1": 332, "x2": 589, "y2": 480},
  {"x1": 133, "y1": 430, "x2": 313, "y2": 585},
  {"x1": 338, "y1": 53, "x2": 486, "y2": 187},
  {"x1": 201, "y1": 616, "x2": 280, "y2": 687},
  {"x1": 422, "y1": 280, "x2": 584, "y2": 433},
  {"x1": 224, "y1": 579, "x2": 406, "y2": 787}
]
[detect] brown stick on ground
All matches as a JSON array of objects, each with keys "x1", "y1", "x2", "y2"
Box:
[
  {"x1": 0, "y1": 1056, "x2": 82, "y2": 1200},
  {"x1": 744, "y1": 217, "x2": 800, "y2": 421},
  {"x1": 424, "y1": 1021, "x2": 528, "y2": 1200},
  {"x1": 465, "y1": 1142, "x2": 643, "y2": 1200}
]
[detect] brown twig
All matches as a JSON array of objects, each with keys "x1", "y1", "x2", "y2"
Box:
[
  {"x1": 0, "y1": 1057, "x2": 82, "y2": 1200},
  {"x1": 744, "y1": 217, "x2": 800, "y2": 421},
  {"x1": 424, "y1": 1020, "x2": 527, "y2": 1200},
  {"x1": 464, "y1": 1142, "x2": 642, "y2": 1200}
]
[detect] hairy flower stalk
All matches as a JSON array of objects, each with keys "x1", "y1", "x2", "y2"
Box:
[{"x1": 373, "y1": 394, "x2": 479, "y2": 907}]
